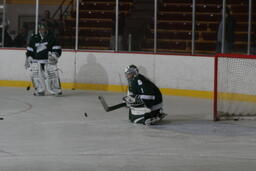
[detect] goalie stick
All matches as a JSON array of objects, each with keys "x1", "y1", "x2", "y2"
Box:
[
  {"x1": 26, "y1": 68, "x2": 35, "y2": 91},
  {"x1": 98, "y1": 96, "x2": 126, "y2": 112}
]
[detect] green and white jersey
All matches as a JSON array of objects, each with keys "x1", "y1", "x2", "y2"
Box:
[
  {"x1": 128, "y1": 74, "x2": 162, "y2": 109},
  {"x1": 26, "y1": 32, "x2": 61, "y2": 60}
]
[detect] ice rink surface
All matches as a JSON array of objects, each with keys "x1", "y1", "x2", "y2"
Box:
[{"x1": 0, "y1": 87, "x2": 256, "y2": 171}]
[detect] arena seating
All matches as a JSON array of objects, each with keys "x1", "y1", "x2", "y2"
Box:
[
  {"x1": 60, "y1": 0, "x2": 255, "y2": 54},
  {"x1": 142, "y1": 0, "x2": 256, "y2": 54},
  {"x1": 60, "y1": 0, "x2": 133, "y2": 50}
]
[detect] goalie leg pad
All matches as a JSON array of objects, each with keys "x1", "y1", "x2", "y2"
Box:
[
  {"x1": 129, "y1": 107, "x2": 151, "y2": 124},
  {"x1": 144, "y1": 109, "x2": 167, "y2": 125},
  {"x1": 31, "y1": 63, "x2": 46, "y2": 94},
  {"x1": 129, "y1": 109, "x2": 144, "y2": 124},
  {"x1": 45, "y1": 64, "x2": 62, "y2": 95},
  {"x1": 130, "y1": 107, "x2": 151, "y2": 115},
  {"x1": 129, "y1": 108, "x2": 166, "y2": 125}
]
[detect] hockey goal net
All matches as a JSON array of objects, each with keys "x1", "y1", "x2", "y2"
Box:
[{"x1": 214, "y1": 53, "x2": 256, "y2": 121}]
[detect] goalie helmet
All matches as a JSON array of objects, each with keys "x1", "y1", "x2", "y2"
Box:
[
  {"x1": 125, "y1": 64, "x2": 139, "y2": 81},
  {"x1": 38, "y1": 22, "x2": 48, "y2": 38},
  {"x1": 125, "y1": 64, "x2": 139, "y2": 75}
]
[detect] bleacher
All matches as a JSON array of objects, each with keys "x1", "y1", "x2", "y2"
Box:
[
  {"x1": 59, "y1": 0, "x2": 255, "y2": 54},
  {"x1": 60, "y1": 0, "x2": 133, "y2": 50},
  {"x1": 142, "y1": 0, "x2": 256, "y2": 54}
]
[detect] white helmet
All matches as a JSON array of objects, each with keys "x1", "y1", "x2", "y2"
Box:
[{"x1": 125, "y1": 65, "x2": 139, "y2": 80}]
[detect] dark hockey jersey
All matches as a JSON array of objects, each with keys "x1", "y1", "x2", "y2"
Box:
[
  {"x1": 26, "y1": 32, "x2": 61, "y2": 60},
  {"x1": 128, "y1": 74, "x2": 162, "y2": 108}
]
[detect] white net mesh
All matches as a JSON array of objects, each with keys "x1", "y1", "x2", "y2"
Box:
[{"x1": 215, "y1": 54, "x2": 256, "y2": 120}]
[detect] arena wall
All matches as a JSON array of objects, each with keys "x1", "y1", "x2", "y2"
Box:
[{"x1": 0, "y1": 49, "x2": 214, "y2": 98}]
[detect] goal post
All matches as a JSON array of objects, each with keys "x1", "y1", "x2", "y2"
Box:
[{"x1": 213, "y1": 53, "x2": 256, "y2": 121}]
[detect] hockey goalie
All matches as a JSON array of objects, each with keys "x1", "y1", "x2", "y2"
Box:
[
  {"x1": 123, "y1": 65, "x2": 167, "y2": 125},
  {"x1": 25, "y1": 22, "x2": 62, "y2": 96}
]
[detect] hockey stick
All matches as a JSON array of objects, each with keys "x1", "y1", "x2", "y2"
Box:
[
  {"x1": 98, "y1": 96, "x2": 126, "y2": 112},
  {"x1": 26, "y1": 82, "x2": 31, "y2": 91},
  {"x1": 26, "y1": 77, "x2": 36, "y2": 91},
  {"x1": 25, "y1": 68, "x2": 34, "y2": 91}
]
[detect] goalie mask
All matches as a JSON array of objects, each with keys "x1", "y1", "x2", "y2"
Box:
[
  {"x1": 38, "y1": 23, "x2": 48, "y2": 39},
  {"x1": 125, "y1": 64, "x2": 139, "y2": 81}
]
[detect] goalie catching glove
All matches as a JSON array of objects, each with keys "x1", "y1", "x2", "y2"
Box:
[
  {"x1": 123, "y1": 95, "x2": 144, "y2": 107},
  {"x1": 25, "y1": 56, "x2": 33, "y2": 69}
]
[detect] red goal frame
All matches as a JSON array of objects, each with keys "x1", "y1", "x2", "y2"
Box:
[{"x1": 213, "y1": 53, "x2": 256, "y2": 121}]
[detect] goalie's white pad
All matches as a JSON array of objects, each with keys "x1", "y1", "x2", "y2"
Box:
[
  {"x1": 45, "y1": 64, "x2": 62, "y2": 95},
  {"x1": 31, "y1": 62, "x2": 46, "y2": 93},
  {"x1": 130, "y1": 107, "x2": 151, "y2": 115},
  {"x1": 144, "y1": 112, "x2": 167, "y2": 125}
]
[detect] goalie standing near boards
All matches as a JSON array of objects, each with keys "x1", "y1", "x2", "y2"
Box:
[
  {"x1": 25, "y1": 22, "x2": 62, "y2": 96},
  {"x1": 123, "y1": 65, "x2": 167, "y2": 125}
]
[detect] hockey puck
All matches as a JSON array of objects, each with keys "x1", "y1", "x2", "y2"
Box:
[
  {"x1": 0, "y1": 117, "x2": 4, "y2": 120},
  {"x1": 84, "y1": 112, "x2": 88, "y2": 117}
]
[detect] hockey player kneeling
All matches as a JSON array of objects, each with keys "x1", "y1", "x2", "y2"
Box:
[
  {"x1": 25, "y1": 22, "x2": 62, "y2": 96},
  {"x1": 124, "y1": 65, "x2": 167, "y2": 125}
]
